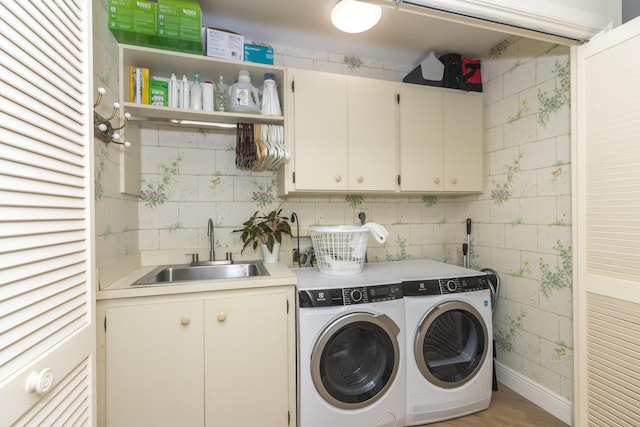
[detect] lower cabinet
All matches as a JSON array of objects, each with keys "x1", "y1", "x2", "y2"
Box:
[{"x1": 97, "y1": 285, "x2": 296, "y2": 427}]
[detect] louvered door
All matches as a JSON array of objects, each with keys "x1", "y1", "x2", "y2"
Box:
[
  {"x1": 0, "y1": 1, "x2": 95, "y2": 425},
  {"x1": 573, "y1": 17, "x2": 640, "y2": 426}
]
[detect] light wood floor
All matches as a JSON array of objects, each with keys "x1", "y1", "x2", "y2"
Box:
[{"x1": 418, "y1": 384, "x2": 569, "y2": 427}]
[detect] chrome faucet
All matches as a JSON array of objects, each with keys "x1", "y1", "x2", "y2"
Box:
[{"x1": 207, "y1": 218, "x2": 215, "y2": 261}]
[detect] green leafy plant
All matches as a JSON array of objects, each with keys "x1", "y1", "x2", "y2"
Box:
[
  {"x1": 537, "y1": 60, "x2": 570, "y2": 126},
  {"x1": 539, "y1": 240, "x2": 572, "y2": 296},
  {"x1": 345, "y1": 195, "x2": 364, "y2": 208},
  {"x1": 234, "y1": 207, "x2": 292, "y2": 253}
]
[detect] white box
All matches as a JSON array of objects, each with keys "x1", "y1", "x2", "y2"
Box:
[{"x1": 206, "y1": 28, "x2": 244, "y2": 61}]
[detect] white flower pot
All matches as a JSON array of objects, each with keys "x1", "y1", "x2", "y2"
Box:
[{"x1": 260, "y1": 242, "x2": 280, "y2": 263}]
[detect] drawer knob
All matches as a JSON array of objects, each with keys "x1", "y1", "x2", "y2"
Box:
[
  {"x1": 451, "y1": 177, "x2": 458, "y2": 184},
  {"x1": 356, "y1": 176, "x2": 364, "y2": 183},
  {"x1": 180, "y1": 315, "x2": 191, "y2": 325},
  {"x1": 433, "y1": 177, "x2": 440, "y2": 185},
  {"x1": 217, "y1": 312, "x2": 227, "y2": 322}
]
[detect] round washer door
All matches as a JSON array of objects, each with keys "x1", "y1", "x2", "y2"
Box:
[
  {"x1": 414, "y1": 300, "x2": 488, "y2": 389},
  {"x1": 311, "y1": 312, "x2": 400, "y2": 409}
]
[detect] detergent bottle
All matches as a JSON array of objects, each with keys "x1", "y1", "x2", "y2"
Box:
[{"x1": 229, "y1": 70, "x2": 260, "y2": 114}]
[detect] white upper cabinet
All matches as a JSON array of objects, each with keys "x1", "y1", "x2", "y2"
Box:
[
  {"x1": 348, "y1": 78, "x2": 399, "y2": 191},
  {"x1": 398, "y1": 85, "x2": 444, "y2": 192},
  {"x1": 443, "y1": 90, "x2": 483, "y2": 192},
  {"x1": 286, "y1": 68, "x2": 398, "y2": 193},
  {"x1": 286, "y1": 69, "x2": 349, "y2": 191},
  {"x1": 399, "y1": 84, "x2": 483, "y2": 193}
]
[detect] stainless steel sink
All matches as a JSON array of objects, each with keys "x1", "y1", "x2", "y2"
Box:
[{"x1": 132, "y1": 261, "x2": 269, "y2": 286}]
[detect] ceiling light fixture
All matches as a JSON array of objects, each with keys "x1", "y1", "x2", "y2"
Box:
[{"x1": 331, "y1": 0, "x2": 382, "y2": 33}]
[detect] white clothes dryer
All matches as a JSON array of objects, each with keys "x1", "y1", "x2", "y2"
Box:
[
  {"x1": 369, "y1": 260, "x2": 493, "y2": 426},
  {"x1": 295, "y1": 267, "x2": 406, "y2": 427}
]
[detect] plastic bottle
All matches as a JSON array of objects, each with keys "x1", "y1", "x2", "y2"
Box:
[
  {"x1": 214, "y1": 76, "x2": 229, "y2": 112},
  {"x1": 202, "y1": 80, "x2": 214, "y2": 111},
  {"x1": 260, "y1": 72, "x2": 281, "y2": 116},
  {"x1": 168, "y1": 73, "x2": 178, "y2": 108},
  {"x1": 190, "y1": 74, "x2": 202, "y2": 110},
  {"x1": 229, "y1": 70, "x2": 260, "y2": 114},
  {"x1": 181, "y1": 74, "x2": 190, "y2": 109}
]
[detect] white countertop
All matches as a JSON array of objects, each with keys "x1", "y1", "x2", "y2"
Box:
[{"x1": 96, "y1": 262, "x2": 297, "y2": 300}]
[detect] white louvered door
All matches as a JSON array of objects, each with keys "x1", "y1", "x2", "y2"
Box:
[
  {"x1": 0, "y1": 1, "x2": 95, "y2": 425},
  {"x1": 573, "y1": 17, "x2": 640, "y2": 426}
]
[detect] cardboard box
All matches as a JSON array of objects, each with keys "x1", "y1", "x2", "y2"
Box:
[
  {"x1": 157, "y1": 0, "x2": 203, "y2": 54},
  {"x1": 130, "y1": 66, "x2": 150, "y2": 104},
  {"x1": 149, "y1": 79, "x2": 168, "y2": 106},
  {"x1": 206, "y1": 28, "x2": 244, "y2": 61},
  {"x1": 108, "y1": 0, "x2": 162, "y2": 48},
  {"x1": 244, "y1": 44, "x2": 274, "y2": 65}
]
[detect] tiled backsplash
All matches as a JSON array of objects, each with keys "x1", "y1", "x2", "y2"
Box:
[{"x1": 93, "y1": 0, "x2": 572, "y2": 403}]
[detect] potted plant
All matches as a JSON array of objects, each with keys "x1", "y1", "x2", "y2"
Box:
[{"x1": 234, "y1": 207, "x2": 292, "y2": 262}]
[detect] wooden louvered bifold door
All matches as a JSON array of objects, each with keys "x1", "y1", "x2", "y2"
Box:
[
  {"x1": 0, "y1": 0, "x2": 95, "y2": 424},
  {"x1": 573, "y1": 17, "x2": 640, "y2": 427}
]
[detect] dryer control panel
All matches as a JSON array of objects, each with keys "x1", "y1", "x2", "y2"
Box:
[
  {"x1": 299, "y1": 283, "x2": 403, "y2": 307},
  {"x1": 403, "y1": 274, "x2": 491, "y2": 296}
]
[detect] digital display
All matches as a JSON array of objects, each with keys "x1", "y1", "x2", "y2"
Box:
[{"x1": 375, "y1": 287, "x2": 389, "y2": 296}]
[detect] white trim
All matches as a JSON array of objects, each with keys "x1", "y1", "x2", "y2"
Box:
[
  {"x1": 495, "y1": 362, "x2": 572, "y2": 425},
  {"x1": 380, "y1": 0, "x2": 613, "y2": 43}
]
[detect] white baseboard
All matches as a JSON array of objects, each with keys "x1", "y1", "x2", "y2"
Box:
[{"x1": 495, "y1": 361, "x2": 573, "y2": 425}]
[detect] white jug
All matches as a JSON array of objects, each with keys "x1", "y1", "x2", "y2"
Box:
[
  {"x1": 260, "y1": 72, "x2": 281, "y2": 116},
  {"x1": 229, "y1": 70, "x2": 260, "y2": 114}
]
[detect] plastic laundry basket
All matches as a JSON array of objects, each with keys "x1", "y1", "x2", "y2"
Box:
[{"x1": 309, "y1": 226, "x2": 369, "y2": 276}]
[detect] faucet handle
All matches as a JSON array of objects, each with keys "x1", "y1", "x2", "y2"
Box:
[
  {"x1": 187, "y1": 253, "x2": 199, "y2": 265},
  {"x1": 226, "y1": 252, "x2": 233, "y2": 263}
]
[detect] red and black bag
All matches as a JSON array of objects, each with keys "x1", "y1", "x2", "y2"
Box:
[{"x1": 460, "y1": 58, "x2": 482, "y2": 92}]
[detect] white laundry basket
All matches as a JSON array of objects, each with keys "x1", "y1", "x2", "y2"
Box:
[{"x1": 309, "y1": 226, "x2": 370, "y2": 276}]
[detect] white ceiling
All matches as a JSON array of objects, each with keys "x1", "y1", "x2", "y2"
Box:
[{"x1": 200, "y1": 0, "x2": 513, "y2": 66}]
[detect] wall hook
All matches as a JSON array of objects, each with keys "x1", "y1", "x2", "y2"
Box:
[{"x1": 94, "y1": 87, "x2": 131, "y2": 147}]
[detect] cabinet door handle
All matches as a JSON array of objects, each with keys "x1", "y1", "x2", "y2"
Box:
[
  {"x1": 26, "y1": 368, "x2": 54, "y2": 395},
  {"x1": 335, "y1": 175, "x2": 342, "y2": 183},
  {"x1": 451, "y1": 177, "x2": 458, "y2": 185},
  {"x1": 217, "y1": 312, "x2": 227, "y2": 322},
  {"x1": 180, "y1": 315, "x2": 191, "y2": 325},
  {"x1": 356, "y1": 176, "x2": 364, "y2": 183},
  {"x1": 434, "y1": 177, "x2": 440, "y2": 185}
]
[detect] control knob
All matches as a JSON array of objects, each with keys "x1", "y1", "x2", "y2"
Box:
[
  {"x1": 350, "y1": 289, "x2": 363, "y2": 302},
  {"x1": 446, "y1": 280, "x2": 458, "y2": 292}
]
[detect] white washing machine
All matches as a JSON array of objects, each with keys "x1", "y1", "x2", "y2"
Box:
[
  {"x1": 369, "y1": 260, "x2": 493, "y2": 426},
  {"x1": 295, "y1": 267, "x2": 406, "y2": 427}
]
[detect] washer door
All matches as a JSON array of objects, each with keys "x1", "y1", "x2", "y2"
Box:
[
  {"x1": 415, "y1": 300, "x2": 488, "y2": 389},
  {"x1": 311, "y1": 312, "x2": 400, "y2": 409}
]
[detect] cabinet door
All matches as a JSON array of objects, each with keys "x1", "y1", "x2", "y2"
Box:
[
  {"x1": 348, "y1": 78, "x2": 398, "y2": 191},
  {"x1": 204, "y1": 290, "x2": 291, "y2": 427},
  {"x1": 443, "y1": 92, "x2": 483, "y2": 192},
  {"x1": 290, "y1": 69, "x2": 348, "y2": 191},
  {"x1": 106, "y1": 300, "x2": 204, "y2": 427},
  {"x1": 399, "y1": 85, "x2": 444, "y2": 191}
]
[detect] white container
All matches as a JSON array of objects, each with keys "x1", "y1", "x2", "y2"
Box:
[
  {"x1": 260, "y1": 72, "x2": 281, "y2": 116},
  {"x1": 190, "y1": 74, "x2": 202, "y2": 110},
  {"x1": 229, "y1": 70, "x2": 260, "y2": 114},
  {"x1": 181, "y1": 74, "x2": 190, "y2": 109},
  {"x1": 310, "y1": 226, "x2": 370, "y2": 276},
  {"x1": 168, "y1": 73, "x2": 179, "y2": 108},
  {"x1": 202, "y1": 80, "x2": 214, "y2": 111}
]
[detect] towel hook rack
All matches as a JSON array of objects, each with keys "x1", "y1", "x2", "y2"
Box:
[{"x1": 93, "y1": 87, "x2": 131, "y2": 147}]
